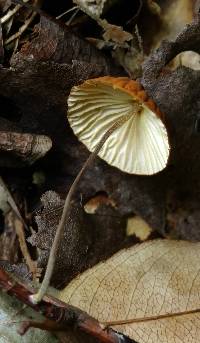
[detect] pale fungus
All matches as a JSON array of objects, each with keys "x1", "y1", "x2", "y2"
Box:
[
  {"x1": 67, "y1": 76, "x2": 170, "y2": 175},
  {"x1": 32, "y1": 77, "x2": 170, "y2": 304}
]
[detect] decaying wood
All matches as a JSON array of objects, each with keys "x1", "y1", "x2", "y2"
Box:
[
  {"x1": 0, "y1": 131, "x2": 52, "y2": 166},
  {"x1": 141, "y1": 14, "x2": 200, "y2": 240}
]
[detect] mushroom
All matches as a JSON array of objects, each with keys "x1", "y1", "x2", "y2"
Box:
[
  {"x1": 67, "y1": 76, "x2": 170, "y2": 175},
  {"x1": 31, "y1": 77, "x2": 170, "y2": 304}
]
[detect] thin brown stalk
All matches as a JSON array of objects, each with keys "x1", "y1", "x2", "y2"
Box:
[
  {"x1": 32, "y1": 114, "x2": 131, "y2": 303},
  {"x1": 102, "y1": 308, "x2": 200, "y2": 326}
]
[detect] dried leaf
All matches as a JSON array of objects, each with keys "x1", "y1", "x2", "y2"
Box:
[
  {"x1": 84, "y1": 193, "x2": 116, "y2": 214},
  {"x1": 102, "y1": 22, "x2": 133, "y2": 44},
  {"x1": 168, "y1": 51, "x2": 200, "y2": 71},
  {"x1": 58, "y1": 239, "x2": 200, "y2": 343},
  {"x1": 28, "y1": 191, "x2": 91, "y2": 287},
  {"x1": 29, "y1": 190, "x2": 126, "y2": 287},
  {"x1": 112, "y1": 46, "x2": 143, "y2": 78},
  {"x1": 74, "y1": 0, "x2": 133, "y2": 45},
  {"x1": 152, "y1": 0, "x2": 194, "y2": 48},
  {"x1": 126, "y1": 216, "x2": 152, "y2": 240}
]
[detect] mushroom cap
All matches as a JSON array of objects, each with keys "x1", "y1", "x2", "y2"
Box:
[{"x1": 67, "y1": 77, "x2": 170, "y2": 175}]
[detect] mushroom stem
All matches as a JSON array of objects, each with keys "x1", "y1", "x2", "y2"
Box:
[{"x1": 31, "y1": 114, "x2": 131, "y2": 304}]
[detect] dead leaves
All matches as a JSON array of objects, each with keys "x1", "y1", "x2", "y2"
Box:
[
  {"x1": 74, "y1": 0, "x2": 133, "y2": 45},
  {"x1": 102, "y1": 22, "x2": 133, "y2": 44},
  {"x1": 28, "y1": 190, "x2": 127, "y2": 287},
  {"x1": 28, "y1": 191, "x2": 91, "y2": 287},
  {"x1": 152, "y1": 0, "x2": 194, "y2": 47},
  {"x1": 58, "y1": 239, "x2": 200, "y2": 343}
]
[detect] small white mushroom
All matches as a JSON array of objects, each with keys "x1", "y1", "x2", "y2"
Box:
[{"x1": 67, "y1": 76, "x2": 170, "y2": 175}]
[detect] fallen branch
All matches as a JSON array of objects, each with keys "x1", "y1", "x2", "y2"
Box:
[{"x1": 0, "y1": 266, "x2": 137, "y2": 343}]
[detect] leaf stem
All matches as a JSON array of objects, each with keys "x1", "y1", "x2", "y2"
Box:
[
  {"x1": 31, "y1": 114, "x2": 131, "y2": 304},
  {"x1": 102, "y1": 308, "x2": 200, "y2": 326}
]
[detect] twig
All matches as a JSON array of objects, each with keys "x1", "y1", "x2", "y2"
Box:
[
  {"x1": 31, "y1": 114, "x2": 132, "y2": 304},
  {"x1": 1, "y1": 4, "x2": 21, "y2": 24},
  {"x1": 1, "y1": 0, "x2": 30, "y2": 24},
  {"x1": 66, "y1": 8, "x2": 79, "y2": 26},
  {"x1": 103, "y1": 308, "x2": 200, "y2": 326},
  {"x1": 5, "y1": 11, "x2": 37, "y2": 45},
  {"x1": 11, "y1": 0, "x2": 55, "y2": 20},
  {"x1": 135, "y1": 24, "x2": 143, "y2": 57},
  {"x1": 56, "y1": 6, "x2": 78, "y2": 20},
  {"x1": 0, "y1": 177, "x2": 39, "y2": 280},
  {"x1": 0, "y1": 267, "x2": 136, "y2": 343},
  {"x1": 14, "y1": 216, "x2": 39, "y2": 281}
]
